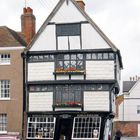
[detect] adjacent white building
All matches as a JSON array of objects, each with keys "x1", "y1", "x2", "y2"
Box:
[{"x1": 116, "y1": 79, "x2": 140, "y2": 137}]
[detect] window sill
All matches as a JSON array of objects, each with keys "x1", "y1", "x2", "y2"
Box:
[
  {"x1": 0, "y1": 63, "x2": 10, "y2": 65},
  {"x1": 53, "y1": 71, "x2": 85, "y2": 75},
  {"x1": 53, "y1": 105, "x2": 82, "y2": 108},
  {"x1": 0, "y1": 131, "x2": 7, "y2": 134},
  {"x1": 0, "y1": 98, "x2": 10, "y2": 101}
]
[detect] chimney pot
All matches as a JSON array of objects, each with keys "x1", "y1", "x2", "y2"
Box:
[
  {"x1": 27, "y1": 7, "x2": 33, "y2": 14},
  {"x1": 23, "y1": 8, "x2": 27, "y2": 14},
  {"x1": 76, "y1": 0, "x2": 85, "y2": 11}
]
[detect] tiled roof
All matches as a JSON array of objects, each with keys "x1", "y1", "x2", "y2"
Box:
[
  {"x1": 123, "y1": 81, "x2": 136, "y2": 92},
  {"x1": 0, "y1": 26, "x2": 27, "y2": 47}
]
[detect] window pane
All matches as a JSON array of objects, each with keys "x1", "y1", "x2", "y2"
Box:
[
  {"x1": 109, "y1": 53, "x2": 114, "y2": 59},
  {"x1": 103, "y1": 53, "x2": 108, "y2": 59},
  {"x1": 0, "y1": 114, "x2": 7, "y2": 132},
  {"x1": 57, "y1": 61, "x2": 63, "y2": 69},
  {"x1": 75, "y1": 91, "x2": 81, "y2": 102},
  {"x1": 71, "y1": 61, "x2": 76, "y2": 68},
  {"x1": 86, "y1": 54, "x2": 91, "y2": 60},
  {"x1": 55, "y1": 85, "x2": 82, "y2": 105},
  {"x1": 0, "y1": 54, "x2": 10, "y2": 64},
  {"x1": 64, "y1": 61, "x2": 70, "y2": 69},
  {"x1": 56, "y1": 24, "x2": 81, "y2": 36},
  {"x1": 97, "y1": 53, "x2": 102, "y2": 59},
  {"x1": 57, "y1": 54, "x2": 63, "y2": 60},
  {"x1": 77, "y1": 54, "x2": 83, "y2": 60},
  {"x1": 77, "y1": 61, "x2": 84, "y2": 70},
  {"x1": 27, "y1": 116, "x2": 56, "y2": 139},
  {"x1": 0, "y1": 80, "x2": 10, "y2": 99},
  {"x1": 64, "y1": 54, "x2": 70, "y2": 60},
  {"x1": 71, "y1": 54, "x2": 76, "y2": 60},
  {"x1": 72, "y1": 116, "x2": 101, "y2": 139},
  {"x1": 92, "y1": 53, "x2": 97, "y2": 59}
]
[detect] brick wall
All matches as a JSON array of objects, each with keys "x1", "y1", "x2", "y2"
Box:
[{"x1": 113, "y1": 121, "x2": 140, "y2": 137}]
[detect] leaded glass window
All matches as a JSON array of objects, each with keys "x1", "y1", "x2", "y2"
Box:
[
  {"x1": 72, "y1": 116, "x2": 101, "y2": 139},
  {"x1": 56, "y1": 24, "x2": 81, "y2": 36},
  {"x1": 27, "y1": 116, "x2": 56, "y2": 139},
  {"x1": 55, "y1": 85, "x2": 82, "y2": 106},
  {"x1": 56, "y1": 54, "x2": 84, "y2": 71}
]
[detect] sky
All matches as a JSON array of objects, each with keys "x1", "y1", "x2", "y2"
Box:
[{"x1": 0, "y1": 0, "x2": 140, "y2": 82}]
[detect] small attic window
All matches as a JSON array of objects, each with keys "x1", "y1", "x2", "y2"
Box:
[{"x1": 56, "y1": 23, "x2": 81, "y2": 36}]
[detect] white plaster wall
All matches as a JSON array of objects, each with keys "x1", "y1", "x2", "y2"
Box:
[
  {"x1": 56, "y1": 75, "x2": 69, "y2": 80},
  {"x1": 118, "y1": 102, "x2": 124, "y2": 121},
  {"x1": 124, "y1": 99, "x2": 140, "y2": 121},
  {"x1": 116, "y1": 55, "x2": 121, "y2": 86},
  {"x1": 69, "y1": 36, "x2": 81, "y2": 50},
  {"x1": 55, "y1": 108, "x2": 81, "y2": 111},
  {"x1": 29, "y1": 92, "x2": 53, "y2": 111},
  {"x1": 28, "y1": 62, "x2": 54, "y2": 81},
  {"x1": 84, "y1": 91, "x2": 109, "y2": 111},
  {"x1": 138, "y1": 124, "x2": 140, "y2": 137},
  {"x1": 128, "y1": 80, "x2": 140, "y2": 98},
  {"x1": 81, "y1": 24, "x2": 110, "y2": 49},
  {"x1": 51, "y1": 0, "x2": 86, "y2": 23},
  {"x1": 71, "y1": 75, "x2": 84, "y2": 80},
  {"x1": 58, "y1": 36, "x2": 69, "y2": 50},
  {"x1": 86, "y1": 61, "x2": 114, "y2": 80},
  {"x1": 30, "y1": 25, "x2": 56, "y2": 51}
]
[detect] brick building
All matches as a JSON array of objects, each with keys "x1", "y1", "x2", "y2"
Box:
[{"x1": 0, "y1": 7, "x2": 35, "y2": 139}]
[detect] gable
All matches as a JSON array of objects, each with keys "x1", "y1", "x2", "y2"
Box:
[
  {"x1": 29, "y1": 0, "x2": 118, "y2": 52},
  {"x1": 128, "y1": 80, "x2": 140, "y2": 98}
]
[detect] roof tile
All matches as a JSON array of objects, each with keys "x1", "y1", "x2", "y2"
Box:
[{"x1": 0, "y1": 26, "x2": 26, "y2": 47}]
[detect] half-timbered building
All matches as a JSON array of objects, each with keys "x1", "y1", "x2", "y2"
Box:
[{"x1": 25, "y1": 0, "x2": 123, "y2": 139}]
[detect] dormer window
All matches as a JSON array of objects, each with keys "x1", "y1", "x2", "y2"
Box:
[
  {"x1": 56, "y1": 23, "x2": 81, "y2": 50},
  {"x1": 0, "y1": 54, "x2": 10, "y2": 65}
]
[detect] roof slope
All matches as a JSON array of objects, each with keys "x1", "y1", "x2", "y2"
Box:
[
  {"x1": 123, "y1": 81, "x2": 136, "y2": 92},
  {"x1": 0, "y1": 26, "x2": 26, "y2": 47}
]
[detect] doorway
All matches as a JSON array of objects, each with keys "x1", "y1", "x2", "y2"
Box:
[{"x1": 59, "y1": 118, "x2": 73, "y2": 140}]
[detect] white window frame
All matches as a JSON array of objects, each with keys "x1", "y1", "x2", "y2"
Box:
[
  {"x1": 137, "y1": 105, "x2": 140, "y2": 114},
  {"x1": 27, "y1": 116, "x2": 56, "y2": 139},
  {"x1": 72, "y1": 116, "x2": 101, "y2": 139},
  {"x1": 0, "y1": 80, "x2": 10, "y2": 100},
  {"x1": 0, "y1": 114, "x2": 7, "y2": 134},
  {"x1": 0, "y1": 54, "x2": 10, "y2": 65}
]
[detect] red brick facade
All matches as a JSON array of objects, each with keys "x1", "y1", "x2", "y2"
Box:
[
  {"x1": 76, "y1": 0, "x2": 85, "y2": 10},
  {"x1": 114, "y1": 121, "x2": 140, "y2": 137},
  {"x1": 21, "y1": 7, "x2": 36, "y2": 44}
]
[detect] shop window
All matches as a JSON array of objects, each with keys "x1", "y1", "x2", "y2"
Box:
[
  {"x1": 72, "y1": 116, "x2": 101, "y2": 139},
  {"x1": 27, "y1": 116, "x2": 56, "y2": 139}
]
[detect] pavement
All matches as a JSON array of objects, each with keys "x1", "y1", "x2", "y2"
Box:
[{"x1": 121, "y1": 137, "x2": 140, "y2": 140}]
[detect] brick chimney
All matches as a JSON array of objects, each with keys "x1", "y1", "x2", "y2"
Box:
[
  {"x1": 76, "y1": 0, "x2": 85, "y2": 11},
  {"x1": 21, "y1": 7, "x2": 36, "y2": 44}
]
